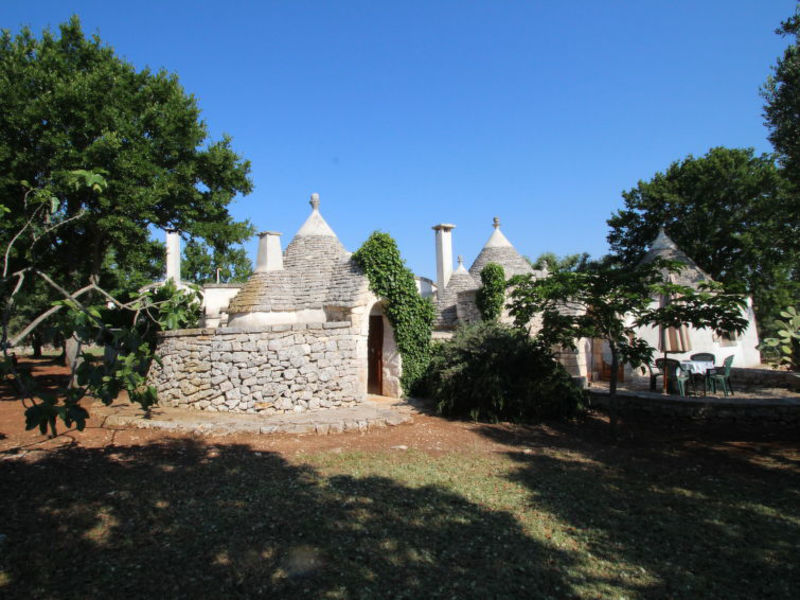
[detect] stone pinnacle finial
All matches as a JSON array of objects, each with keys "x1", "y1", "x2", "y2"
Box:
[
  {"x1": 310, "y1": 193, "x2": 320, "y2": 211},
  {"x1": 493, "y1": 216, "x2": 500, "y2": 229},
  {"x1": 457, "y1": 255, "x2": 464, "y2": 266}
]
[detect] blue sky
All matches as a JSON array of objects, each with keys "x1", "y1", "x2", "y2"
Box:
[{"x1": 2, "y1": 1, "x2": 794, "y2": 279}]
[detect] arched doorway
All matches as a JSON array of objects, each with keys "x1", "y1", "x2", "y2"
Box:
[{"x1": 367, "y1": 314, "x2": 383, "y2": 394}]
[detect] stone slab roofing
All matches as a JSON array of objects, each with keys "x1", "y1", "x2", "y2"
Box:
[
  {"x1": 227, "y1": 196, "x2": 369, "y2": 315},
  {"x1": 469, "y1": 218, "x2": 541, "y2": 279},
  {"x1": 639, "y1": 229, "x2": 710, "y2": 287},
  {"x1": 436, "y1": 257, "x2": 478, "y2": 328}
]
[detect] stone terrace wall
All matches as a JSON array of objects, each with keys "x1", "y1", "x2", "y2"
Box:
[
  {"x1": 589, "y1": 390, "x2": 800, "y2": 426},
  {"x1": 148, "y1": 322, "x2": 363, "y2": 414},
  {"x1": 730, "y1": 367, "x2": 800, "y2": 391}
]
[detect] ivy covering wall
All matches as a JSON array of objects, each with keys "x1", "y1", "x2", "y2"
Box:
[
  {"x1": 352, "y1": 232, "x2": 435, "y2": 395},
  {"x1": 476, "y1": 263, "x2": 506, "y2": 321}
]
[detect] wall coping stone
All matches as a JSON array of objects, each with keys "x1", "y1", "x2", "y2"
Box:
[
  {"x1": 202, "y1": 283, "x2": 243, "y2": 289},
  {"x1": 590, "y1": 388, "x2": 800, "y2": 408},
  {"x1": 158, "y1": 321, "x2": 351, "y2": 339}
]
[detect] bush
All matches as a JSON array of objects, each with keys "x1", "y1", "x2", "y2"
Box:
[
  {"x1": 761, "y1": 306, "x2": 800, "y2": 372},
  {"x1": 426, "y1": 322, "x2": 584, "y2": 422}
]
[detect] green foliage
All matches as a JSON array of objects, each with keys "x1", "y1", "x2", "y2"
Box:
[
  {"x1": 508, "y1": 260, "x2": 748, "y2": 428},
  {"x1": 529, "y1": 251, "x2": 591, "y2": 274},
  {"x1": 182, "y1": 237, "x2": 252, "y2": 284},
  {"x1": 13, "y1": 282, "x2": 201, "y2": 436},
  {"x1": 761, "y1": 306, "x2": 800, "y2": 372},
  {"x1": 136, "y1": 280, "x2": 202, "y2": 333},
  {"x1": 476, "y1": 263, "x2": 505, "y2": 322},
  {"x1": 352, "y1": 232, "x2": 434, "y2": 395},
  {"x1": 0, "y1": 16, "x2": 253, "y2": 299},
  {"x1": 427, "y1": 322, "x2": 584, "y2": 422},
  {"x1": 763, "y1": 6, "x2": 800, "y2": 190},
  {"x1": 606, "y1": 146, "x2": 797, "y2": 338},
  {"x1": 509, "y1": 263, "x2": 659, "y2": 390}
]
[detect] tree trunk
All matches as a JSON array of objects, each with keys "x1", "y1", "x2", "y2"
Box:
[
  {"x1": 64, "y1": 335, "x2": 83, "y2": 387},
  {"x1": 31, "y1": 331, "x2": 42, "y2": 358}
]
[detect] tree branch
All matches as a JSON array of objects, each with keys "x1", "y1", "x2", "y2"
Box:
[
  {"x1": 31, "y1": 208, "x2": 87, "y2": 243},
  {"x1": 9, "y1": 282, "x2": 95, "y2": 347},
  {"x1": 3, "y1": 200, "x2": 41, "y2": 278}
]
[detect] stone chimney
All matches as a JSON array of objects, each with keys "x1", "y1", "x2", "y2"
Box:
[
  {"x1": 255, "y1": 231, "x2": 283, "y2": 272},
  {"x1": 432, "y1": 223, "x2": 456, "y2": 294},
  {"x1": 165, "y1": 229, "x2": 181, "y2": 284}
]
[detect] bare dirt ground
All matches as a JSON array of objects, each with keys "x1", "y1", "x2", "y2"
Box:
[
  {"x1": 2, "y1": 358, "x2": 798, "y2": 460},
  {"x1": 0, "y1": 358, "x2": 514, "y2": 457}
]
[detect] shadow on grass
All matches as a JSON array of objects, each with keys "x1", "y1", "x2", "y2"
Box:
[
  {"x1": 0, "y1": 438, "x2": 576, "y2": 599},
  {"x1": 476, "y1": 417, "x2": 800, "y2": 599}
]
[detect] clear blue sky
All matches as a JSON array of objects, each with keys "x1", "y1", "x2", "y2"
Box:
[{"x1": 2, "y1": 1, "x2": 794, "y2": 279}]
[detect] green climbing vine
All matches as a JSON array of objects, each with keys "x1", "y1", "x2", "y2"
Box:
[
  {"x1": 352, "y1": 232, "x2": 435, "y2": 395},
  {"x1": 476, "y1": 263, "x2": 506, "y2": 321}
]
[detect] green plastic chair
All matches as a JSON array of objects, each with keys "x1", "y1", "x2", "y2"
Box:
[
  {"x1": 690, "y1": 352, "x2": 715, "y2": 363},
  {"x1": 647, "y1": 362, "x2": 663, "y2": 391},
  {"x1": 676, "y1": 363, "x2": 693, "y2": 397},
  {"x1": 708, "y1": 355, "x2": 735, "y2": 396}
]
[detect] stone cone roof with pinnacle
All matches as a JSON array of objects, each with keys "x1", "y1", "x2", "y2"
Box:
[
  {"x1": 227, "y1": 194, "x2": 368, "y2": 315},
  {"x1": 639, "y1": 228, "x2": 711, "y2": 287},
  {"x1": 469, "y1": 217, "x2": 539, "y2": 279},
  {"x1": 436, "y1": 256, "x2": 478, "y2": 328}
]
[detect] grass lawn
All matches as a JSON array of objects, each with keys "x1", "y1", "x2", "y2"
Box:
[{"x1": 1, "y1": 413, "x2": 798, "y2": 599}]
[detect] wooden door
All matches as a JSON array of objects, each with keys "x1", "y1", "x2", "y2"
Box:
[{"x1": 368, "y1": 315, "x2": 383, "y2": 395}]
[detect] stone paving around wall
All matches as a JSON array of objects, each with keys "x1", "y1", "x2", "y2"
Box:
[
  {"x1": 148, "y1": 322, "x2": 363, "y2": 414},
  {"x1": 93, "y1": 397, "x2": 415, "y2": 436}
]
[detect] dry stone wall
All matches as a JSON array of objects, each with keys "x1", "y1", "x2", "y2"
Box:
[
  {"x1": 148, "y1": 322, "x2": 363, "y2": 414},
  {"x1": 730, "y1": 367, "x2": 800, "y2": 391}
]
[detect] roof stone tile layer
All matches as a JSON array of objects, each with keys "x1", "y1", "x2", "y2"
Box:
[
  {"x1": 639, "y1": 229, "x2": 710, "y2": 287},
  {"x1": 227, "y1": 198, "x2": 369, "y2": 315},
  {"x1": 468, "y1": 222, "x2": 538, "y2": 279},
  {"x1": 435, "y1": 261, "x2": 478, "y2": 328}
]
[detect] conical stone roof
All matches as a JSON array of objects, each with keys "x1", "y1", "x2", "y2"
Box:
[
  {"x1": 436, "y1": 256, "x2": 478, "y2": 328},
  {"x1": 639, "y1": 229, "x2": 711, "y2": 287},
  {"x1": 469, "y1": 217, "x2": 536, "y2": 279},
  {"x1": 227, "y1": 194, "x2": 368, "y2": 316}
]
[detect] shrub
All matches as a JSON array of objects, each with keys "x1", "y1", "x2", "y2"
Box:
[
  {"x1": 761, "y1": 306, "x2": 800, "y2": 372},
  {"x1": 426, "y1": 321, "x2": 584, "y2": 422}
]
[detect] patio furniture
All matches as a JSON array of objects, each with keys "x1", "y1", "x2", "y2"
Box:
[
  {"x1": 647, "y1": 362, "x2": 663, "y2": 391},
  {"x1": 680, "y1": 357, "x2": 716, "y2": 394},
  {"x1": 676, "y1": 363, "x2": 693, "y2": 397},
  {"x1": 654, "y1": 358, "x2": 682, "y2": 395},
  {"x1": 690, "y1": 352, "x2": 715, "y2": 363},
  {"x1": 708, "y1": 355, "x2": 735, "y2": 397}
]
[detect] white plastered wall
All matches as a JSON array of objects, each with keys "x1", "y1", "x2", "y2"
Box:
[
  {"x1": 200, "y1": 286, "x2": 242, "y2": 328},
  {"x1": 227, "y1": 309, "x2": 328, "y2": 329},
  {"x1": 618, "y1": 296, "x2": 762, "y2": 382},
  {"x1": 352, "y1": 292, "x2": 402, "y2": 398}
]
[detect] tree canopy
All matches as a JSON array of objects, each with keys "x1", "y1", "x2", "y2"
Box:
[
  {"x1": 763, "y1": 4, "x2": 800, "y2": 191},
  {"x1": 181, "y1": 238, "x2": 252, "y2": 285},
  {"x1": 606, "y1": 146, "x2": 799, "y2": 333},
  {"x1": 0, "y1": 16, "x2": 254, "y2": 302},
  {"x1": 529, "y1": 251, "x2": 591, "y2": 274}
]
